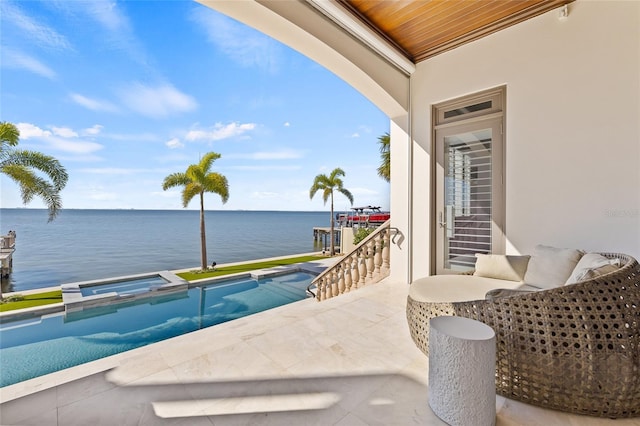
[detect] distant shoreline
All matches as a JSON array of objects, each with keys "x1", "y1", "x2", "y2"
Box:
[{"x1": 0, "y1": 207, "x2": 333, "y2": 213}]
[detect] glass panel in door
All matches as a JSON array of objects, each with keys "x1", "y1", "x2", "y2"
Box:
[{"x1": 436, "y1": 118, "x2": 502, "y2": 274}]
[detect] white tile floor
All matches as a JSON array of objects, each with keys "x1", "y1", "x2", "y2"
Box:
[{"x1": 1, "y1": 277, "x2": 639, "y2": 425}]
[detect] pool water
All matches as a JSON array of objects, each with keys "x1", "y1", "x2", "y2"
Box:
[
  {"x1": 79, "y1": 275, "x2": 170, "y2": 297},
  {"x1": 0, "y1": 271, "x2": 315, "y2": 387}
]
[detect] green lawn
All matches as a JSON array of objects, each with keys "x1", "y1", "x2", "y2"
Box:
[
  {"x1": 0, "y1": 255, "x2": 326, "y2": 312},
  {"x1": 0, "y1": 290, "x2": 63, "y2": 312},
  {"x1": 176, "y1": 255, "x2": 326, "y2": 281}
]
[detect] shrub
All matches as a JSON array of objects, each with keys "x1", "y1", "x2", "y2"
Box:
[{"x1": 353, "y1": 227, "x2": 375, "y2": 245}]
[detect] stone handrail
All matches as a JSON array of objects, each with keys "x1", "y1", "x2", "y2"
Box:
[{"x1": 310, "y1": 219, "x2": 394, "y2": 301}]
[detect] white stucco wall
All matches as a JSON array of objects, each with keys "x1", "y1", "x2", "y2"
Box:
[{"x1": 410, "y1": 0, "x2": 640, "y2": 278}]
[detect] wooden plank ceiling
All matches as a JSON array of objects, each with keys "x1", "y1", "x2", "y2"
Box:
[{"x1": 338, "y1": 0, "x2": 574, "y2": 62}]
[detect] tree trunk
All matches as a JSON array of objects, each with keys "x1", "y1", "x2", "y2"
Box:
[
  {"x1": 330, "y1": 192, "x2": 335, "y2": 256},
  {"x1": 200, "y1": 192, "x2": 207, "y2": 270}
]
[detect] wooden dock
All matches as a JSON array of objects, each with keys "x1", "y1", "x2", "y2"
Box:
[
  {"x1": 1, "y1": 231, "x2": 16, "y2": 279},
  {"x1": 313, "y1": 227, "x2": 341, "y2": 254}
]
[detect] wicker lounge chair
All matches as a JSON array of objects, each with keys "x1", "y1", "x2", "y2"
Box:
[{"x1": 406, "y1": 252, "x2": 640, "y2": 418}]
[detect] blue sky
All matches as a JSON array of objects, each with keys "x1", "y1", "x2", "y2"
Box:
[{"x1": 0, "y1": 0, "x2": 389, "y2": 212}]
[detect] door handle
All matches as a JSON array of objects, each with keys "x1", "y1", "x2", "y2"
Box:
[{"x1": 438, "y1": 212, "x2": 447, "y2": 228}]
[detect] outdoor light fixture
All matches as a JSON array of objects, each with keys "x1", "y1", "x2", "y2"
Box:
[{"x1": 558, "y1": 4, "x2": 569, "y2": 20}]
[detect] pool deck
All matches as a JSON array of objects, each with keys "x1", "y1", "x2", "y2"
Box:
[{"x1": 2, "y1": 269, "x2": 640, "y2": 425}]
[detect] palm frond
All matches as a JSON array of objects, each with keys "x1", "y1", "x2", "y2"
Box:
[
  {"x1": 0, "y1": 122, "x2": 20, "y2": 149},
  {"x1": 377, "y1": 132, "x2": 390, "y2": 182},
  {"x1": 182, "y1": 183, "x2": 201, "y2": 208},
  {"x1": 4, "y1": 149, "x2": 68, "y2": 190},
  {"x1": 186, "y1": 164, "x2": 206, "y2": 184},
  {"x1": 329, "y1": 168, "x2": 346, "y2": 180},
  {"x1": 162, "y1": 172, "x2": 190, "y2": 190},
  {"x1": 2, "y1": 163, "x2": 62, "y2": 221},
  {"x1": 198, "y1": 152, "x2": 221, "y2": 174},
  {"x1": 204, "y1": 173, "x2": 229, "y2": 204},
  {"x1": 338, "y1": 187, "x2": 354, "y2": 205}
]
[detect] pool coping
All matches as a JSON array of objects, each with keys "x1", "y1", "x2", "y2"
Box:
[{"x1": 61, "y1": 270, "x2": 189, "y2": 312}]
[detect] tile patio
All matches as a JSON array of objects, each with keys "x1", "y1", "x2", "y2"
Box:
[{"x1": 1, "y1": 277, "x2": 639, "y2": 425}]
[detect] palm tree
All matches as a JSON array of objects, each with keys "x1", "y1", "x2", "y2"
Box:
[
  {"x1": 162, "y1": 152, "x2": 229, "y2": 271},
  {"x1": 377, "y1": 132, "x2": 390, "y2": 182},
  {"x1": 309, "y1": 167, "x2": 354, "y2": 256},
  {"x1": 0, "y1": 121, "x2": 68, "y2": 222}
]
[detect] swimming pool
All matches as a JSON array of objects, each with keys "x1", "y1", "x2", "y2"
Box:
[{"x1": 0, "y1": 271, "x2": 315, "y2": 387}]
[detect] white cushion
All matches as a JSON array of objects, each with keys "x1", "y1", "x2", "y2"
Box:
[
  {"x1": 473, "y1": 254, "x2": 530, "y2": 282},
  {"x1": 524, "y1": 245, "x2": 584, "y2": 289},
  {"x1": 409, "y1": 275, "x2": 536, "y2": 303},
  {"x1": 565, "y1": 253, "x2": 621, "y2": 285}
]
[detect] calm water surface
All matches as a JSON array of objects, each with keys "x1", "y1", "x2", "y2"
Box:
[{"x1": 0, "y1": 209, "x2": 330, "y2": 292}]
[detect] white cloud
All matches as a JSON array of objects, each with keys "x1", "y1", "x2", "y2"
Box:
[
  {"x1": 70, "y1": 93, "x2": 119, "y2": 113},
  {"x1": 119, "y1": 83, "x2": 197, "y2": 118},
  {"x1": 55, "y1": 0, "x2": 150, "y2": 68},
  {"x1": 83, "y1": 0, "x2": 129, "y2": 33},
  {"x1": 15, "y1": 123, "x2": 103, "y2": 154},
  {"x1": 1, "y1": 2, "x2": 71, "y2": 50},
  {"x1": 1, "y1": 48, "x2": 56, "y2": 79},
  {"x1": 284, "y1": 122, "x2": 291, "y2": 127},
  {"x1": 46, "y1": 137, "x2": 103, "y2": 154},
  {"x1": 190, "y1": 9, "x2": 281, "y2": 73},
  {"x1": 16, "y1": 123, "x2": 52, "y2": 139},
  {"x1": 166, "y1": 138, "x2": 184, "y2": 149},
  {"x1": 351, "y1": 133, "x2": 360, "y2": 138},
  {"x1": 186, "y1": 122, "x2": 256, "y2": 142},
  {"x1": 52, "y1": 126, "x2": 78, "y2": 138},
  {"x1": 83, "y1": 125, "x2": 104, "y2": 136}
]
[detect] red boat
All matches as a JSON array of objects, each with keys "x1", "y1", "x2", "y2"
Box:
[{"x1": 337, "y1": 206, "x2": 390, "y2": 227}]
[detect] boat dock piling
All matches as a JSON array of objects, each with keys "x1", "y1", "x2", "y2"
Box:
[
  {"x1": 1, "y1": 231, "x2": 16, "y2": 279},
  {"x1": 313, "y1": 227, "x2": 341, "y2": 253}
]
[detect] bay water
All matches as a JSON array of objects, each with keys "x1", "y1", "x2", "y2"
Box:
[{"x1": 0, "y1": 209, "x2": 331, "y2": 293}]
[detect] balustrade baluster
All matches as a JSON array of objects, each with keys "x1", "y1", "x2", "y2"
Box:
[
  {"x1": 344, "y1": 257, "x2": 352, "y2": 292},
  {"x1": 366, "y1": 240, "x2": 375, "y2": 282},
  {"x1": 382, "y1": 230, "x2": 390, "y2": 272},
  {"x1": 317, "y1": 278, "x2": 325, "y2": 301},
  {"x1": 359, "y1": 255, "x2": 367, "y2": 287},
  {"x1": 337, "y1": 265, "x2": 345, "y2": 294},
  {"x1": 373, "y1": 234, "x2": 382, "y2": 278},
  {"x1": 351, "y1": 253, "x2": 360, "y2": 289}
]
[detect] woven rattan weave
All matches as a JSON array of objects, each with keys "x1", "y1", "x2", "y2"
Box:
[{"x1": 406, "y1": 253, "x2": 640, "y2": 418}]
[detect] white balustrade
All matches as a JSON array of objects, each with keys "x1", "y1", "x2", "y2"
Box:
[{"x1": 310, "y1": 220, "x2": 394, "y2": 301}]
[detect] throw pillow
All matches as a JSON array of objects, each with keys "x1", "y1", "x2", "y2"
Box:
[
  {"x1": 524, "y1": 245, "x2": 584, "y2": 289},
  {"x1": 473, "y1": 254, "x2": 531, "y2": 282},
  {"x1": 565, "y1": 253, "x2": 621, "y2": 285}
]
